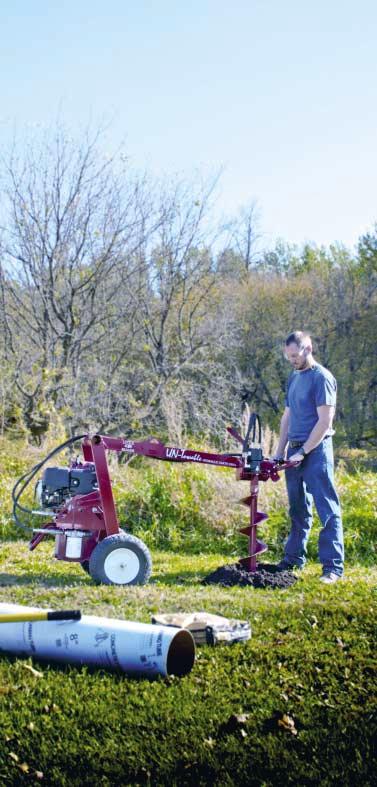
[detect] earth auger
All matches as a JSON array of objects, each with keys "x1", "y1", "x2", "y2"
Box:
[{"x1": 12, "y1": 413, "x2": 296, "y2": 585}]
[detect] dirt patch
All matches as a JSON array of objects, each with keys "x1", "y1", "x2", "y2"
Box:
[{"x1": 202, "y1": 562, "x2": 298, "y2": 589}]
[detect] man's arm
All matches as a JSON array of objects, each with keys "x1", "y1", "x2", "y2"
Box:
[
  {"x1": 273, "y1": 407, "x2": 290, "y2": 459},
  {"x1": 302, "y1": 405, "x2": 335, "y2": 454}
]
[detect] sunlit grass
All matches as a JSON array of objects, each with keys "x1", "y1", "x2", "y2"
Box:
[{"x1": 0, "y1": 542, "x2": 376, "y2": 786}]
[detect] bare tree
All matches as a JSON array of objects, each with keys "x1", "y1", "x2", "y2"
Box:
[
  {"x1": 0, "y1": 125, "x2": 154, "y2": 438},
  {"x1": 221, "y1": 200, "x2": 262, "y2": 272},
  {"x1": 122, "y1": 174, "x2": 221, "y2": 426}
]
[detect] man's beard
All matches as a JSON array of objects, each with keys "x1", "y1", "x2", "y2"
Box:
[{"x1": 293, "y1": 358, "x2": 309, "y2": 370}]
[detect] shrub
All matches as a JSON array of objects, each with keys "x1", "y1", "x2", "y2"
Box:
[{"x1": 1, "y1": 437, "x2": 376, "y2": 565}]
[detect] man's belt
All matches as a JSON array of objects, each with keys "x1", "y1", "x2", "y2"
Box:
[{"x1": 289, "y1": 435, "x2": 331, "y2": 449}]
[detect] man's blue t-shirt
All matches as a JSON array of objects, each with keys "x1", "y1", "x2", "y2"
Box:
[{"x1": 285, "y1": 364, "x2": 337, "y2": 441}]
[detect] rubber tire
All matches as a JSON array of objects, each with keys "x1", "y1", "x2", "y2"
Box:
[
  {"x1": 88, "y1": 533, "x2": 152, "y2": 586},
  {"x1": 80, "y1": 530, "x2": 126, "y2": 575}
]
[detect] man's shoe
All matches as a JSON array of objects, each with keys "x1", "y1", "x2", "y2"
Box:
[
  {"x1": 276, "y1": 559, "x2": 301, "y2": 572},
  {"x1": 319, "y1": 572, "x2": 342, "y2": 584}
]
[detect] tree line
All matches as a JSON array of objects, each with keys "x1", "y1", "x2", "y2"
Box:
[{"x1": 0, "y1": 127, "x2": 376, "y2": 448}]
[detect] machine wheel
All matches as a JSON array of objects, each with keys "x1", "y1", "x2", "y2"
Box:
[
  {"x1": 80, "y1": 529, "x2": 126, "y2": 575},
  {"x1": 88, "y1": 534, "x2": 152, "y2": 586}
]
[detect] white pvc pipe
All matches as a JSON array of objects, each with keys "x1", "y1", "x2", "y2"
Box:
[{"x1": 0, "y1": 603, "x2": 195, "y2": 677}]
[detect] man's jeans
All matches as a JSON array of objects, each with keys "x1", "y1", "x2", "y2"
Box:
[{"x1": 284, "y1": 439, "x2": 344, "y2": 575}]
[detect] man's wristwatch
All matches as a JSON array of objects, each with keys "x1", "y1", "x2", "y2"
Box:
[{"x1": 299, "y1": 446, "x2": 307, "y2": 457}]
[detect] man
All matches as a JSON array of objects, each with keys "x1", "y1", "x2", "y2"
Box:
[{"x1": 273, "y1": 331, "x2": 344, "y2": 583}]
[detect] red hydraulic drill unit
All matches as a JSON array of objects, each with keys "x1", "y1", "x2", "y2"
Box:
[{"x1": 13, "y1": 413, "x2": 296, "y2": 585}]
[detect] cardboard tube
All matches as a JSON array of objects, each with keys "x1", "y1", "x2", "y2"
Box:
[{"x1": 0, "y1": 603, "x2": 195, "y2": 677}]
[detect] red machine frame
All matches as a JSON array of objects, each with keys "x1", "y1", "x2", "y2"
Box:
[{"x1": 29, "y1": 429, "x2": 294, "y2": 575}]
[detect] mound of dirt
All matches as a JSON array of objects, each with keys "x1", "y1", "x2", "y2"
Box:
[{"x1": 202, "y1": 562, "x2": 298, "y2": 589}]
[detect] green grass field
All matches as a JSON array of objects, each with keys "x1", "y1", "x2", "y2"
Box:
[{"x1": 0, "y1": 543, "x2": 376, "y2": 786}]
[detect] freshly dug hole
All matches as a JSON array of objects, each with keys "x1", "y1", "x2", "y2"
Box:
[{"x1": 202, "y1": 562, "x2": 298, "y2": 589}]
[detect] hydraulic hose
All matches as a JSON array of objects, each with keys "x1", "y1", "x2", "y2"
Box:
[{"x1": 242, "y1": 412, "x2": 262, "y2": 453}]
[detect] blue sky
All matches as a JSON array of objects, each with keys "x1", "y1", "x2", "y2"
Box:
[{"x1": 1, "y1": 0, "x2": 377, "y2": 249}]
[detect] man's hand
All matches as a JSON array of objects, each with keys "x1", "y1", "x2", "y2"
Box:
[{"x1": 288, "y1": 452, "x2": 304, "y2": 464}]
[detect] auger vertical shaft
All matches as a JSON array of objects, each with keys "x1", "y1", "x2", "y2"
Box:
[
  {"x1": 248, "y1": 483, "x2": 258, "y2": 571},
  {"x1": 238, "y1": 472, "x2": 268, "y2": 571}
]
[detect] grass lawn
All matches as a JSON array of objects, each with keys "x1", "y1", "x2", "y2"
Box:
[{"x1": 0, "y1": 541, "x2": 376, "y2": 786}]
